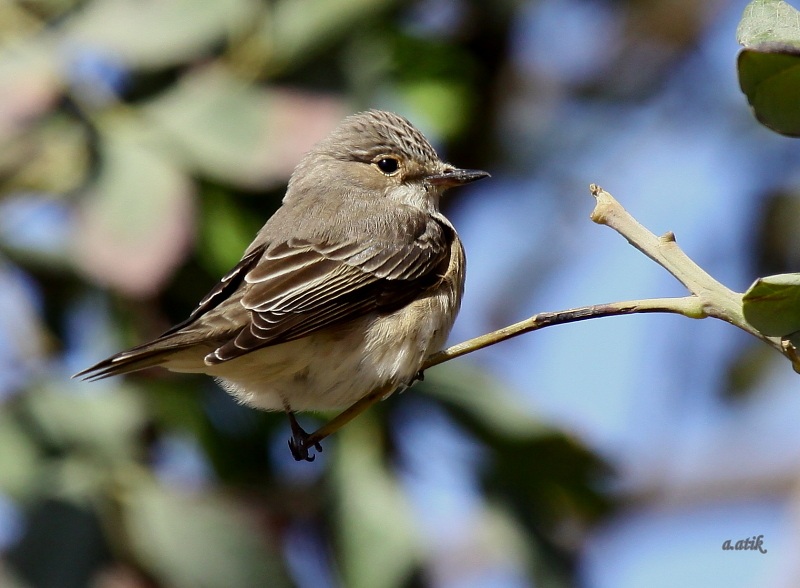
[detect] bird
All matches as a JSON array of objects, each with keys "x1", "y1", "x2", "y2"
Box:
[{"x1": 74, "y1": 110, "x2": 489, "y2": 461}]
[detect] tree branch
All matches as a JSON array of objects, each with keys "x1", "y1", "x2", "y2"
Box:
[
  {"x1": 424, "y1": 296, "x2": 702, "y2": 369},
  {"x1": 588, "y1": 184, "x2": 791, "y2": 358},
  {"x1": 296, "y1": 185, "x2": 800, "y2": 459}
]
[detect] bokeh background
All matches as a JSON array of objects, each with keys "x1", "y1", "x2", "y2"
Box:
[{"x1": 2, "y1": 0, "x2": 800, "y2": 586}]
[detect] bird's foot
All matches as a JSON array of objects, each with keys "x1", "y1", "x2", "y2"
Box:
[{"x1": 287, "y1": 412, "x2": 323, "y2": 462}]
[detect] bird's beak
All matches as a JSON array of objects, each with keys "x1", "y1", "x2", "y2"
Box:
[{"x1": 426, "y1": 167, "x2": 490, "y2": 189}]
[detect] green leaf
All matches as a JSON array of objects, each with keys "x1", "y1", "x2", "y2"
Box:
[
  {"x1": 737, "y1": 1, "x2": 800, "y2": 136},
  {"x1": 268, "y1": 0, "x2": 394, "y2": 69},
  {"x1": 742, "y1": 273, "x2": 800, "y2": 335},
  {"x1": 422, "y1": 363, "x2": 546, "y2": 439},
  {"x1": 23, "y1": 382, "x2": 147, "y2": 462},
  {"x1": 0, "y1": 411, "x2": 41, "y2": 499},
  {"x1": 334, "y1": 415, "x2": 419, "y2": 588},
  {"x1": 197, "y1": 188, "x2": 263, "y2": 275},
  {"x1": 399, "y1": 80, "x2": 472, "y2": 139},
  {"x1": 143, "y1": 66, "x2": 344, "y2": 189},
  {"x1": 72, "y1": 117, "x2": 195, "y2": 297},
  {"x1": 65, "y1": 0, "x2": 257, "y2": 69},
  {"x1": 737, "y1": 49, "x2": 800, "y2": 136},
  {"x1": 126, "y1": 479, "x2": 290, "y2": 588}
]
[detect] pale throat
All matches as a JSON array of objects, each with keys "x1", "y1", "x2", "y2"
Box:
[{"x1": 388, "y1": 182, "x2": 441, "y2": 213}]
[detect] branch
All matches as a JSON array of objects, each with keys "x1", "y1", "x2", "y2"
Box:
[
  {"x1": 297, "y1": 185, "x2": 800, "y2": 458},
  {"x1": 588, "y1": 184, "x2": 794, "y2": 361},
  {"x1": 424, "y1": 296, "x2": 701, "y2": 369}
]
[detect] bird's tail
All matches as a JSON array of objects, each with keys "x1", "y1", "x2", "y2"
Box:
[{"x1": 72, "y1": 335, "x2": 204, "y2": 381}]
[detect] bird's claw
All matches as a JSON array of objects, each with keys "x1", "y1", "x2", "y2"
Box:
[{"x1": 287, "y1": 413, "x2": 323, "y2": 462}]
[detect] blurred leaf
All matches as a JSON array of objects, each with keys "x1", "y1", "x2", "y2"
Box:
[
  {"x1": 125, "y1": 479, "x2": 289, "y2": 588},
  {"x1": 65, "y1": 0, "x2": 258, "y2": 69},
  {"x1": 753, "y1": 190, "x2": 800, "y2": 276},
  {"x1": 479, "y1": 433, "x2": 611, "y2": 587},
  {"x1": 267, "y1": 0, "x2": 394, "y2": 69},
  {"x1": 197, "y1": 188, "x2": 263, "y2": 275},
  {"x1": 421, "y1": 364, "x2": 611, "y2": 582},
  {"x1": 72, "y1": 117, "x2": 195, "y2": 297},
  {"x1": 422, "y1": 363, "x2": 547, "y2": 438},
  {"x1": 8, "y1": 498, "x2": 110, "y2": 588},
  {"x1": 50, "y1": 455, "x2": 111, "y2": 501},
  {"x1": 23, "y1": 382, "x2": 147, "y2": 462},
  {"x1": 0, "y1": 27, "x2": 65, "y2": 194},
  {"x1": 10, "y1": 1, "x2": 81, "y2": 22},
  {"x1": 0, "y1": 564, "x2": 30, "y2": 588},
  {"x1": 0, "y1": 38, "x2": 62, "y2": 146},
  {"x1": 400, "y1": 80, "x2": 471, "y2": 139},
  {"x1": 143, "y1": 65, "x2": 344, "y2": 188},
  {"x1": 723, "y1": 343, "x2": 779, "y2": 399},
  {"x1": 737, "y1": 0, "x2": 800, "y2": 136},
  {"x1": 0, "y1": 2, "x2": 46, "y2": 41},
  {"x1": 0, "y1": 114, "x2": 91, "y2": 196},
  {"x1": 391, "y1": 34, "x2": 478, "y2": 138},
  {"x1": 471, "y1": 502, "x2": 537, "y2": 579},
  {"x1": 141, "y1": 380, "x2": 282, "y2": 485},
  {"x1": 484, "y1": 434, "x2": 612, "y2": 530},
  {"x1": 334, "y1": 414, "x2": 419, "y2": 588},
  {"x1": 743, "y1": 273, "x2": 800, "y2": 336},
  {"x1": 142, "y1": 379, "x2": 212, "y2": 440},
  {"x1": 0, "y1": 411, "x2": 41, "y2": 499}
]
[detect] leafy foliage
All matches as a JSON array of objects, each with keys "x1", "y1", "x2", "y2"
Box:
[{"x1": 738, "y1": 1, "x2": 800, "y2": 352}]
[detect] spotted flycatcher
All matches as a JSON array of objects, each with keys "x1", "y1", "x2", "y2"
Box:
[{"x1": 75, "y1": 110, "x2": 489, "y2": 460}]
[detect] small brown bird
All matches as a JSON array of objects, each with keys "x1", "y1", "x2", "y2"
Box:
[{"x1": 75, "y1": 110, "x2": 489, "y2": 460}]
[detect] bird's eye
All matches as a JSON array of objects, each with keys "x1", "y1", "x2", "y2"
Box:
[{"x1": 375, "y1": 157, "x2": 399, "y2": 175}]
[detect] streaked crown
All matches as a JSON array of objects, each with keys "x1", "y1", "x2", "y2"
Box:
[{"x1": 318, "y1": 110, "x2": 441, "y2": 167}]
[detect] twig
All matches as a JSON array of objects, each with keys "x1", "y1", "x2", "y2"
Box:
[
  {"x1": 296, "y1": 185, "x2": 798, "y2": 458},
  {"x1": 302, "y1": 297, "x2": 701, "y2": 452},
  {"x1": 588, "y1": 184, "x2": 785, "y2": 353}
]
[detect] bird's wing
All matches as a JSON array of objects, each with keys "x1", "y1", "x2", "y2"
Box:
[
  {"x1": 161, "y1": 246, "x2": 265, "y2": 337},
  {"x1": 204, "y1": 221, "x2": 452, "y2": 363},
  {"x1": 73, "y1": 214, "x2": 453, "y2": 378},
  {"x1": 71, "y1": 248, "x2": 265, "y2": 381}
]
